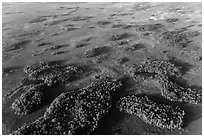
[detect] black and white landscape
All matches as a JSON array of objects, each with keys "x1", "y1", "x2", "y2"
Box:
[{"x1": 2, "y1": 2, "x2": 202, "y2": 135}]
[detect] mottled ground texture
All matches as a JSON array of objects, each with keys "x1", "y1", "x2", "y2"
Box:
[{"x1": 2, "y1": 2, "x2": 202, "y2": 135}]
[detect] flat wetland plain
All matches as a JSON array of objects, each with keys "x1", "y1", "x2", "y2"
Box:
[{"x1": 2, "y1": 2, "x2": 202, "y2": 135}]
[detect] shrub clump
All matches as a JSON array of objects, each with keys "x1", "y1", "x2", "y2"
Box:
[
  {"x1": 3, "y1": 40, "x2": 31, "y2": 52},
  {"x1": 84, "y1": 46, "x2": 107, "y2": 58},
  {"x1": 115, "y1": 57, "x2": 129, "y2": 65},
  {"x1": 157, "y1": 75, "x2": 202, "y2": 104},
  {"x1": 12, "y1": 84, "x2": 47, "y2": 115},
  {"x1": 165, "y1": 18, "x2": 179, "y2": 23},
  {"x1": 128, "y1": 60, "x2": 182, "y2": 78},
  {"x1": 108, "y1": 33, "x2": 131, "y2": 41},
  {"x1": 10, "y1": 62, "x2": 83, "y2": 116},
  {"x1": 126, "y1": 60, "x2": 202, "y2": 104},
  {"x1": 75, "y1": 42, "x2": 89, "y2": 48},
  {"x1": 24, "y1": 62, "x2": 82, "y2": 86},
  {"x1": 12, "y1": 78, "x2": 123, "y2": 135},
  {"x1": 160, "y1": 30, "x2": 201, "y2": 48},
  {"x1": 96, "y1": 21, "x2": 111, "y2": 27},
  {"x1": 125, "y1": 43, "x2": 146, "y2": 52},
  {"x1": 135, "y1": 23, "x2": 164, "y2": 32},
  {"x1": 117, "y1": 95, "x2": 185, "y2": 130}
]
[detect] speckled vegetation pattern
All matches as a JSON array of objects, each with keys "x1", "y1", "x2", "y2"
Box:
[
  {"x1": 118, "y1": 95, "x2": 185, "y2": 129},
  {"x1": 12, "y1": 78, "x2": 123, "y2": 135},
  {"x1": 126, "y1": 60, "x2": 202, "y2": 104},
  {"x1": 2, "y1": 2, "x2": 201, "y2": 135}
]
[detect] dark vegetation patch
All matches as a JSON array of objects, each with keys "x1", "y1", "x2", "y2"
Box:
[
  {"x1": 125, "y1": 43, "x2": 147, "y2": 52},
  {"x1": 117, "y1": 94, "x2": 185, "y2": 129},
  {"x1": 12, "y1": 78, "x2": 123, "y2": 135},
  {"x1": 84, "y1": 46, "x2": 110, "y2": 58},
  {"x1": 96, "y1": 21, "x2": 111, "y2": 27},
  {"x1": 94, "y1": 54, "x2": 111, "y2": 64},
  {"x1": 157, "y1": 75, "x2": 202, "y2": 104},
  {"x1": 115, "y1": 57, "x2": 129, "y2": 65},
  {"x1": 108, "y1": 33, "x2": 132, "y2": 41},
  {"x1": 9, "y1": 62, "x2": 83, "y2": 116},
  {"x1": 133, "y1": 3, "x2": 152, "y2": 11},
  {"x1": 116, "y1": 40, "x2": 130, "y2": 45},
  {"x1": 111, "y1": 23, "x2": 133, "y2": 29},
  {"x1": 32, "y1": 51, "x2": 44, "y2": 57},
  {"x1": 140, "y1": 31, "x2": 153, "y2": 37},
  {"x1": 61, "y1": 13, "x2": 71, "y2": 16},
  {"x1": 160, "y1": 30, "x2": 201, "y2": 48},
  {"x1": 50, "y1": 32, "x2": 60, "y2": 36},
  {"x1": 51, "y1": 50, "x2": 69, "y2": 56},
  {"x1": 75, "y1": 42, "x2": 89, "y2": 48},
  {"x1": 165, "y1": 18, "x2": 179, "y2": 23},
  {"x1": 109, "y1": 11, "x2": 134, "y2": 17},
  {"x1": 62, "y1": 25, "x2": 80, "y2": 31},
  {"x1": 43, "y1": 44, "x2": 69, "y2": 51},
  {"x1": 37, "y1": 42, "x2": 52, "y2": 47},
  {"x1": 3, "y1": 39, "x2": 31, "y2": 52},
  {"x1": 29, "y1": 16, "x2": 48, "y2": 23},
  {"x1": 74, "y1": 36, "x2": 96, "y2": 48},
  {"x1": 88, "y1": 26, "x2": 95, "y2": 29},
  {"x1": 23, "y1": 62, "x2": 82, "y2": 86},
  {"x1": 78, "y1": 35, "x2": 96, "y2": 43},
  {"x1": 128, "y1": 60, "x2": 182, "y2": 78},
  {"x1": 57, "y1": 6, "x2": 66, "y2": 10},
  {"x1": 126, "y1": 59, "x2": 202, "y2": 104},
  {"x1": 12, "y1": 84, "x2": 47, "y2": 115},
  {"x1": 16, "y1": 30, "x2": 41, "y2": 39},
  {"x1": 146, "y1": 93, "x2": 202, "y2": 129},
  {"x1": 116, "y1": 11, "x2": 134, "y2": 16},
  {"x1": 168, "y1": 57, "x2": 193, "y2": 75},
  {"x1": 69, "y1": 16, "x2": 94, "y2": 21},
  {"x1": 134, "y1": 23, "x2": 164, "y2": 32},
  {"x1": 45, "y1": 18, "x2": 69, "y2": 26}
]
